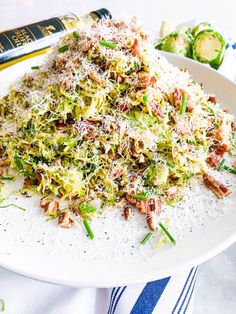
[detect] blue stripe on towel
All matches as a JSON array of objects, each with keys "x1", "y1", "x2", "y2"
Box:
[
  {"x1": 112, "y1": 286, "x2": 127, "y2": 313},
  {"x1": 130, "y1": 277, "x2": 170, "y2": 314},
  {"x1": 183, "y1": 275, "x2": 197, "y2": 313},
  {"x1": 178, "y1": 268, "x2": 198, "y2": 313},
  {"x1": 172, "y1": 268, "x2": 195, "y2": 313},
  {"x1": 107, "y1": 287, "x2": 120, "y2": 314}
]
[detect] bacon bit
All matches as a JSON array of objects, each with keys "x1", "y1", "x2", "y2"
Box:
[
  {"x1": 171, "y1": 88, "x2": 193, "y2": 112},
  {"x1": 86, "y1": 119, "x2": 102, "y2": 126},
  {"x1": 151, "y1": 101, "x2": 165, "y2": 120},
  {"x1": 40, "y1": 198, "x2": 59, "y2": 214},
  {"x1": 35, "y1": 172, "x2": 42, "y2": 182},
  {"x1": 148, "y1": 197, "x2": 162, "y2": 216},
  {"x1": 146, "y1": 211, "x2": 158, "y2": 232},
  {"x1": 180, "y1": 67, "x2": 188, "y2": 72},
  {"x1": 108, "y1": 121, "x2": 119, "y2": 131},
  {"x1": 208, "y1": 95, "x2": 217, "y2": 104},
  {"x1": 112, "y1": 169, "x2": 124, "y2": 179},
  {"x1": 84, "y1": 132, "x2": 98, "y2": 140},
  {"x1": 54, "y1": 159, "x2": 61, "y2": 167},
  {"x1": 125, "y1": 193, "x2": 137, "y2": 206},
  {"x1": 139, "y1": 31, "x2": 148, "y2": 40},
  {"x1": 0, "y1": 159, "x2": 7, "y2": 167},
  {"x1": 116, "y1": 102, "x2": 132, "y2": 112},
  {"x1": 89, "y1": 70, "x2": 105, "y2": 85},
  {"x1": 232, "y1": 121, "x2": 236, "y2": 131},
  {"x1": 23, "y1": 178, "x2": 35, "y2": 187},
  {"x1": 131, "y1": 148, "x2": 145, "y2": 163},
  {"x1": 207, "y1": 154, "x2": 220, "y2": 168},
  {"x1": 149, "y1": 76, "x2": 157, "y2": 87},
  {"x1": 137, "y1": 73, "x2": 157, "y2": 88},
  {"x1": 56, "y1": 123, "x2": 71, "y2": 131},
  {"x1": 136, "y1": 199, "x2": 148, "y2": 214},
  {"x1": 214, "y1": 143, "x2": 229, "y2": 157},
  {"x1": 60, "y1": 79, "x2": 72, "y2": 92},
  {"x1": 123, "y1": 206, "x2": 132, "y2": 221},
  {"x1": 55, "y1": 55, "x2": 67, "y2": 70},
  {"x1": 203, "y1": 173, "x2": 231, "y2": 199},
  {"x1": 223, "y1": 108, "x2": 230, "y2": 113},
  {"x1": 116, "y1": 76, "x2": 124, "y2": 84},
  {"x1": 131, "y1": 38, "x2": 140, "y2": 57},
  {"x1": 58, "y1": 212, "x2": 74, "y2": 228},
  {"x1": 171, "y1": 88, "x2": 185, "y2": 109},
  {"x1": 131, "y1": 147, "x2": 139, "y2": 158},
  {"x1": 210, "y1": 126, "x2": 228, "y2": 142}
]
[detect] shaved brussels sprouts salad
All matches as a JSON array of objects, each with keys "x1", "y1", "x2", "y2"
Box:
[{"x1": 0, "y1": 18, "x2": 235, "y2": 243}]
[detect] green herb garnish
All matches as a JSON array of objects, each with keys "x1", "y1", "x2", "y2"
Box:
[
  {"x1": 58, "y1": 45, "x2": 69, "y2": 53},
  {"x1": 99, "y1": 40, "x2": 117, "y2": 49},
  {"x1": 0, "y1": 204, "x2": 26, "y2": 211},
  {"x1": 31, "y1": 66, "x2": 40, "y2": 70},
  {"x1": 218, "y1": 158, "x2": 226, "y2": 171},
  {"x1": 83, "y1": 218, "x2": 94, "y2": 239},
  {"x1": 131, "y1": 194, "x2": 147, "y2": 201},
  {"x1": 203, "y1": 103, "x2": 219, "y2": 125},
  {"x1": 223, "y1": 164, "x2": 236, "y2": 175},
  {"x1": 72, "y1": 31, "x2": 79, "y2": 40},
  {"x1": 142, "y1": 95, "x2": 149, "y2": 103},
  {"x1": 166, "y1": 162, "x2": 174, "y2": 169},
  {"x1": 80, "y1": 203, "x2": 96, "y2": 213},
  {"x1": 180, "y1": 92, "x2": 188, "y2": 115},
  {"x1": 141, "y1": 232, "x2": 153, "y2": 244},
  {"x1": 13, "y1": 156, "x2": 34, "y2": 179},
  {"x1": 158, "y1": 222, "x2": 176, "y2": 245},
  {"x1": 0, "y1": 299, "x2": 5, "y2": 312},
  {"x1": 0, "y1": 177, "x2": 14, "y2": 181}
]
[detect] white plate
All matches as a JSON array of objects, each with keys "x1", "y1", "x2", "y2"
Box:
[{"x1": 0, "y1": 52, "x2": 236, "y2": 288}]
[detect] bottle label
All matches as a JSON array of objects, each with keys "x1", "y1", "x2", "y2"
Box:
[{"x1": 0, "y1": 17, "x2": 66, "y2": 64}]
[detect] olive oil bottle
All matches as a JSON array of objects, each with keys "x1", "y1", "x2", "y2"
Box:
[{"x1": 0, "y1": 8, "x2": 112, "y2": 70}]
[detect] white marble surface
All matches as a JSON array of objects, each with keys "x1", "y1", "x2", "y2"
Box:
[{"x1": 0, "y1": 1, "x2": 236, "y2": 313}]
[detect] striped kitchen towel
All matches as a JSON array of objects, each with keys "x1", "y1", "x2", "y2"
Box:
[
  {"x1": 0, "y1": 265, "x2": 198, "y2": 314},
  {"x1": 107, "y1": 267, "x2": 198, "y2": 314}
]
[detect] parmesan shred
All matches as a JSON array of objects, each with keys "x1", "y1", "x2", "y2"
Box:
[{"x1": 0, "y1": 18, "x2": 235, "y2": 231}]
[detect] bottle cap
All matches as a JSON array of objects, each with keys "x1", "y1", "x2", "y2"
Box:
[{"x1": 90, "y1": 8, "x2": 112, "y2": 20}]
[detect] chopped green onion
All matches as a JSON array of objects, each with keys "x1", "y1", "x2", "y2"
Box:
[
  {"x1": 99, "y1": 40, "x2": 117, "y2": 49},
  {"x1": 0, "y1": 204, "x2": 26, "y2": 211},
  {"x1": 223, "y1": 164, "x2": 236, "y2": 175},
  {"x1": 218, "y1": 159, "x2": 226, "y2": 171},
  {"x1": 83, "y1": 218, "x2": 94, "y2": 239},
  {"x1": 80, "y1": 203, "x2": 96, "y2": 213},
  {"x1": 202, "y1": 103, "x2": 219, "y2": 125},
  {"x1": 72, "y1": 31, "x2": 79, "y2": 40},
  {"x1": 31, "y1": 66, "x2": 40, "y2": 70},
  {"x1": 142, "y1": 95, "x2": 149, "y2": 103},
  {"x1": 141, "y1": 232, "x2": 153, "y2": 244},
  {"x1": 0, "y1": 177, "x2": 14, "y2": 181},
  {"x1": 58, "y1": 45, "x2": 69, "y2": 53},
  {"x1": 158, "y1": 222, "x2": 176, "y2": 245},
  {"x1": 180, "y1": 92, "x2": 188, "y2": 115},
  {"x1": 131, "y1": 194, "x2": 147, "y2": 201},
  {"x1": 166, "y1": 162, "x2": 174, "y2": 169},
  {"x1": 0, "y1": 299, "x2": 5, "y2": 312}
]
